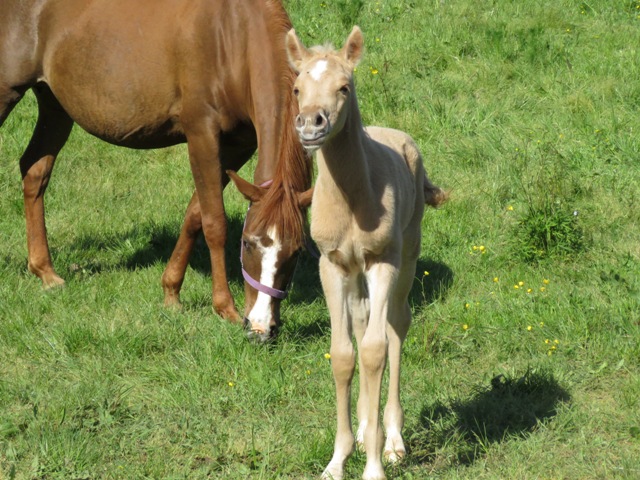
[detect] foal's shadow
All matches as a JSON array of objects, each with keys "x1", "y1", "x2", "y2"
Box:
[{"x1": 404, "y1": 369, "x2": 571, "y2": 469}]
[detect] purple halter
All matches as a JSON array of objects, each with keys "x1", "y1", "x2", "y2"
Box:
[{"x1": 240, "y1": 180, "x2": 289, "y2": 300}]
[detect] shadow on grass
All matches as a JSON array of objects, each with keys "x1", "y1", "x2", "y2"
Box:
[
  {"x1": 405, "y1": 369, "x2": 571, "y2": 469},
  {"x1": 63, "y1": 218, "x2": 453, "y2": 341}
]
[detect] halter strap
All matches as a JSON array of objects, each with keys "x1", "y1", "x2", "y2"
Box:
[{"x1": 240, "y1": 180, "x2": 289, "y2": 300}]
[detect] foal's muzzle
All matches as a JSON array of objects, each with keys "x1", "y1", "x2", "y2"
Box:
[{"x1": 295, "y1": 110, "x2": 329, "y2": 148}]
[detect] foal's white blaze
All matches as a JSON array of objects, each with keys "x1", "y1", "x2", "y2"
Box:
[
  {"x1": 309, "y1": 59, "x2": 328, "y2": 81},
  {"x1": 247, "y1": 226, "x2": 281, "y2": 337}
]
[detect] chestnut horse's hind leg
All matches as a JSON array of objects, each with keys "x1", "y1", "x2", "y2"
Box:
[{"x1": 18, "y1": 83, "x2": 73, "y2": 288}]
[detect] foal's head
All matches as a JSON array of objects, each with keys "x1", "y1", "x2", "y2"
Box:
[
  {"x1": 286, "y1": 26, "x2": 364, "y2": 154},
  {"x1": 228, "y1": 171, "x2": 312, "y2": 342}
]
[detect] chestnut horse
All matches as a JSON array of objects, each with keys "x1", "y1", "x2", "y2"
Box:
[
  {"x1": 287, "y1": 27, "x2": 446, "y2": 479},
  {"x1": 0, "y1": 0, "x2": 311, "y2": 333}
]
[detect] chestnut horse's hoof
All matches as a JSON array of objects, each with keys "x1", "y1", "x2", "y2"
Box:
[{"x1": 42, "y1": 274, "x2": 65, "y2": 290}]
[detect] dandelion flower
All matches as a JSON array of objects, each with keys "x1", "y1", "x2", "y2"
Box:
[
  {"x1": 493, "y1": 277, "x2": 499, "y2": 283},
  {"x1": 543, "y1": 279, "x2": 550, "y2": 284},
  {"x1": 527, "y1": 325, "x2": 533, "y2": 331},
  {"x1": 462, "y1": 324, "x2": 469, "y2": 331},
  {"x1": 228, "y1": 382, "x2": 235, "y2": 387},
  {"x1": 324, "y1": 353, "x2": 331, "y2": 360},
  {"x1": 370, "y1": 67, "x2": 379, "y2": 75},
  {"x1": 424, "y1": 270, "x2": 430, "y2": 276},
  {"x1": 545, "y1": 339, "x2": 550, "y2": 344},
  {"x1": 464, "y1": 303, "x2": 470, "y2": 309},
  {"x1": 514, "y1": 284, "x2": 520, "y2": 289},
  {"x1": 527, "y1": 288, "x2": 533, "y2": 294},
  {"x1": 518, "y1": 281, "x2": 525, "y2": 287},
  {"x1": 507, "y1": 205, "x2": 514, "y2": 211}
]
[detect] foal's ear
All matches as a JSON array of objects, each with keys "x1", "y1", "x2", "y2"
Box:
[
  {"x1": 297, "y1": 187, "x2": 314, "y2": 209},
  {"x1": 341, "y1": 26, "x2": 364, "y2": 67},
  {"x1": 286, "y1": 28, "x2": 310, "y2": 73},
  {"x1": 226, "y1": 170, "x2": 267, "y2": 203}
]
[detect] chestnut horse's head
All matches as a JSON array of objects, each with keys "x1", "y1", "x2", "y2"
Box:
[
  {"x1": 228, "y1": 171, "x2": 312, "y2": 342},
  {"x1": 285, "y1": 26, "x2": 364, "y2": 154}
]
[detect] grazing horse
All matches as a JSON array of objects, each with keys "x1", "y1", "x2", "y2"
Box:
[
  {"x1": 286, "y1": 27, "x2": 446, "y2": 479},
  {"x1": 0, "y1": 0, "x2": 311, "y2": 330}
]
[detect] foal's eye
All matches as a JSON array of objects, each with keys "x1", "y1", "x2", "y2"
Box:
[
  {"x1": 339, "y1": 85, "x2": 350, "y2": 95},
  {"x1": 293, "y1": 87, "x2": 300, "y2": 96}
]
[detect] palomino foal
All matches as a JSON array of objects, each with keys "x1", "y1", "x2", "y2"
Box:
[{"x1": 286, "y1": 27, "x2": 446, "y2": 480}]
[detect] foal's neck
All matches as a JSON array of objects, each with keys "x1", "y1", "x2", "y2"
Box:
[{"x1": 318, "y1": 93, "x2": 372, "y2": 202}]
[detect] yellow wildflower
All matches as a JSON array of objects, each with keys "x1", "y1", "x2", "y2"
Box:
[
  {"x1": 527, "y1": 325, "x2": 533, "y2": 331},
  {"x1": 324, "y1": 353, "x2": 331, "y2": 360}
]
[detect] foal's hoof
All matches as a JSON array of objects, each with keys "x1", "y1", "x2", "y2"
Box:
[{"x1": 383, "y1": 448, "x2": 406, "y2": 464}]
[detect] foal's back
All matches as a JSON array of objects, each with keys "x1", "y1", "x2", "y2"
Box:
[{"x1": 363, "y1": 126, "x2": 427, "y2": 231}]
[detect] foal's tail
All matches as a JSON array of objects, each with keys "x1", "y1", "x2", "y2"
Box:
[{"x1": 424, "y1": 173, "x2": 448, "y2": 208}]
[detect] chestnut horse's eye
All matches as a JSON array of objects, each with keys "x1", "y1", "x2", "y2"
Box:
[{"x1": 242, "y1": 239, "x2": 252, "y2": 250}]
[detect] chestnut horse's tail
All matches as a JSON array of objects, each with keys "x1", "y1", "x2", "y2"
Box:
[{"x1": 424, "y1": 172, "x2": 448, "y2": 208}]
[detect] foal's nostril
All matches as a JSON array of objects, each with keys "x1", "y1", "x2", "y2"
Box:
[
  {"x1": 295, "y1": 114, "x2": 304, "y2": 129},
  {"x1": 315, "y1": 113, "x2": 327, "y2": 127}
]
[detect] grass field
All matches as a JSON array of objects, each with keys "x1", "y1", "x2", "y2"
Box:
[{"x1": 1, "y1": 1, "x2": 639, "y2": 478}]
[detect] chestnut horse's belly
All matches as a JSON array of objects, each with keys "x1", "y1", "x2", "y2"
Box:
[{"x1": 38, "y1": 0, "x2": 203, "y2": 149}]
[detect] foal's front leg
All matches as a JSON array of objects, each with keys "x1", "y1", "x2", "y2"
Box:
[
  {"x1": 320, "y1": 257, "x2": 356, "y2": 480},
  {"x1": 359, "y1": 260, "x2": 400, "y2": 480}
]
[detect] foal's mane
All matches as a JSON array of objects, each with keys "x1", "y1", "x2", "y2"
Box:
[{"x1": 252, "y1": 0, "x2": 313, "y2": 247}]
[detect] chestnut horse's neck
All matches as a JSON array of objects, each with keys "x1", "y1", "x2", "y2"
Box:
[{"x1": 246, "y1": 1, "x2": 313, "y2": 248}]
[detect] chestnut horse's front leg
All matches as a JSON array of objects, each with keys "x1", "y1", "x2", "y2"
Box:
[
  {"x1": 161, "y1": 190, "x2": 202, "y2": 308},
  {"x1": 183, "y1": 118, "x2": 240, "y2": 322},
  {"x1": 19, "y1": 84, "x2": 74, "y2": 289}
]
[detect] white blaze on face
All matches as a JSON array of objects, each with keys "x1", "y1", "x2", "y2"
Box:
[
  {"x1": 309, "y1": 59, "x2": 328, "y2": 81},
  {"x1": 247, "y1": 226, "x2": 282, "y2": 336}
]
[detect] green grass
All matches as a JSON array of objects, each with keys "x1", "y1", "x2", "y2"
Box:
[{"x1": 1, "y1": 1, "x2": 640, "y2": 478}]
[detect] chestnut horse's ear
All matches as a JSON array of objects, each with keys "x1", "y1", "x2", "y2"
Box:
[
  {"x1": 226, "y1": 170, "x2": 267, "y2": 203},
  {"x1": 341, "y1": 25, "x2": 364, "y2": 67},
  {"x1": 285, "y1": 28, "x2": 310, "y2": 73},
  {"x1": 297, "y1": 187, "x2": 314, "y2": 208}
]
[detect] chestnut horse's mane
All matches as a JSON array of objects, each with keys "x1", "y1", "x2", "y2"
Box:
[{"x1": 252, "y1": 0, "x2": 313, "y2": 247}]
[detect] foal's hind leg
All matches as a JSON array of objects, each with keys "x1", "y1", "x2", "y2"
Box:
[{"x1": 19, "y1": 84, "x2": 73, "y2": 288}]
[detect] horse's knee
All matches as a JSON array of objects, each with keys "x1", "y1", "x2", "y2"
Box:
[
  {"x1": 330, "y1": 344, "x2": 356, "y2": 381},
  {"x1": 360, "y1": 337, "x2": 387, "y2": 375}
]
